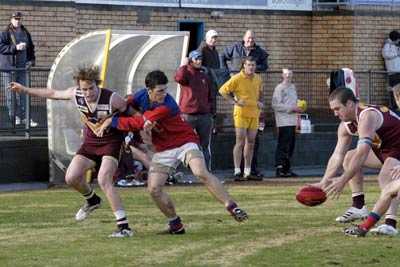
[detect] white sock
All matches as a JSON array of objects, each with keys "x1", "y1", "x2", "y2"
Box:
[
  {"x1": 234, "y1": 168, "x2": 241, "y2": 175},
  {"x1": 114, "y1": 210, "x2": 126, "y2": 220},
  {"x1": 244, "y1": 168, "x2": 251, "y2": 176}
]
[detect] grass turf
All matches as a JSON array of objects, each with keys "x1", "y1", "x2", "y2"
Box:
[{"x1": 1, "y1": 181, "x2": 400, "y2": 267}]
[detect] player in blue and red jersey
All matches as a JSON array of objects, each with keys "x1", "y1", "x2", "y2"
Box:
[{"x1": 97, "y1": 70, "x2": 248, "y2": 234}]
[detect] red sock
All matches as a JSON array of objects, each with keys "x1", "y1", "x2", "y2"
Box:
[{"x1": 360, "y1": 212, "x2": 381, "y2": 231}]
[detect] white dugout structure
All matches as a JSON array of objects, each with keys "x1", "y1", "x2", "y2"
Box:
[{"x1": 47, "y1": 30, "x2": 189, "y2": 184}]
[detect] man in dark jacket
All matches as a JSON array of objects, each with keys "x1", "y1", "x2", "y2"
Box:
[
  {"x1": 220, "y1": 30, "x2": 268, "y2": 178},
  {"x1": 220, "y1": 30, "x2": 268, "y2": 73},
  {"x1": 0, "y1": 11, "x2": 36, "y2": 126}
]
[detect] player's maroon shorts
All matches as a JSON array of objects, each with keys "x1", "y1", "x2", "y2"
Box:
[
  {"x1": 372, "y1": 146, "x2": 400, "y2": 163},
  {"x1": 76, "y1": 140, "x2": 122, "y2": 166}
]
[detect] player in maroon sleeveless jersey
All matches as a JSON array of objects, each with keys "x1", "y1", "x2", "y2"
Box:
[
  {"x1": 9, "y1": 66, "x2": 133, "y2": 238},
  {"x1": 308, "y1": 87, "x2": 400, "y2": 237}
]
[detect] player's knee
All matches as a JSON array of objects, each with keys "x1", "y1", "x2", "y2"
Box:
[
  {"x1": 235, "y1": 139, "x2": 245, "y2": 148},
  {"x1": 192, "y1": 167, "x2": 209, "y2": 179},
  {"x1": 382, "y1": 183, "x2": 399, "y2": 199},
  {"x1": 147, "y1": 183, "x2": 163, "y2": 198},
  {"x1": 65, "y1": 173, "x2": 79, "y2": 186}
]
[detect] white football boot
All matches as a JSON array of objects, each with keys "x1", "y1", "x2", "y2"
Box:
[
  {"x1": 370, "y1": 224, "x2": 398, "y2": 236},
  {"x1": 336, "y1": 206, "x2": 368, "y2": 223},
  {"x1": 75, "y1": 198, "x2": 102, "y2": 221}
]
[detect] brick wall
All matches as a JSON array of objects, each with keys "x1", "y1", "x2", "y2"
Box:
[{"x1": 2, "y1": 2, "x2": 399, "y2": 71}]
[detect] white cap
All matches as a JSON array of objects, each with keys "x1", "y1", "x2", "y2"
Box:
[
  {"x1": 206, "y1": 30, "x2": 218, "y2": 41},
  {"x1": 282, "y1": 68, "x2": 292, "y2": 74}
]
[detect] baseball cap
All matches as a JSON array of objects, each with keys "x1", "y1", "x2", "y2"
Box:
[
  {"x1": 188, "y1": 50, "x2": 202, "y2": 60},
  {"x1": 11, "y1": 12, "x2": 23, "y2": 18},
  {"x1": 206, "y1": 30, "x2": 218, "y2": 41}
]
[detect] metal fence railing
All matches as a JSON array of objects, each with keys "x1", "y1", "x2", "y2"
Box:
[
  {"x1": 215, "y1": 70, "x2": 392, "y2": 131},
  {"x1": 0, "y1": 68, "x2": 393, "y2": 135},
  {"x1": 0, "y1": 67, "x2": 50, "y2": 136}
]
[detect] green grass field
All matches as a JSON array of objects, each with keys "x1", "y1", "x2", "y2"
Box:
[{"x1": 1, "y1": 180, "x2": 400, "y2": 267}]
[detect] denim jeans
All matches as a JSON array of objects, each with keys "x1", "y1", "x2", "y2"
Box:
[{"x1": 2, "y1": 70, "x2": 27, "y2": 120}]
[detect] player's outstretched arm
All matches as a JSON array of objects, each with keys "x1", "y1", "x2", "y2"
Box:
[
  {"x1": 313, "y1": 122, "x2": 352, "y2": 189},
  {"x1": 338, "y1": 111, "x2": 380, "y2": 182},
  {"x1": 9, "y1": 82, "x2": 74, "y2": 100},
  {"x1": 326, "y1": 110, "x2": 380, "y2": 199}
]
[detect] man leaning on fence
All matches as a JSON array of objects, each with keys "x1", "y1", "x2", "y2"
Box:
[{"x1": 0, "y1": 11, "x2": 37, "y2": 127}]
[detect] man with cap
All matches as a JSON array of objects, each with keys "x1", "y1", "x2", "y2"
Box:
[
  {"x1": 198, "y1": 30, "x2": 220, "y2": 70},
  {"x1": 0, "y1": 11, "x2": 36, "y2": 127},
  {"x1": 175, "y1": 50, "x2": 215, "y2": 170},
  {"x1": 197, "y1": 29, "x2": 222, "y2": 99}
]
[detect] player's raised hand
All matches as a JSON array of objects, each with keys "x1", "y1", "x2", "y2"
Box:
[{"x1": 9, "y1": 82, "x2": 26, "y2": 94}]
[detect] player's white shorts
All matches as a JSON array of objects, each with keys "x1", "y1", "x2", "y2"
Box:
[{"x1": 150, "y1": 142, "x2": 204, "y2": 174}]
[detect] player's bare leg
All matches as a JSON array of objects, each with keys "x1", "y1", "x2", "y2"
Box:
[
  {"x1": 147, "y1": 171, "x2": 176, "y2": 217},
  {"x1": 97, "y1": 156, "x2": 133, "y2": 237},
  {"x1": 370, "y1": 157, "x2": 400, "y2": 235},
  {"x1": 65, "y1": 155, "x2": 102, "y2": 222},
  {"x1": 188, "y1": 156, "x2": 248, "y2": 222},
  {"x1": 65, "y1": 154, "x2": 95, "y2": 194},
  {"x1": 97, "y1": 156, "x2": 122, "y2": 212},
  {"x1": 147, "y1": 170, "x2": 184, "y2": 234},
  {"x1": 346, "y1": 173, "x2": 400, "y2": 237},
  {"x1": 337, "y1": 150, "x2": 381, "y2": 223}
]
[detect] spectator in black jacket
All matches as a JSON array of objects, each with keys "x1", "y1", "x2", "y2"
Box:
[
  {"x1": 197, "y1": 29, "x2": 221, "y2": 130},
  {"x1": 220, "y1": 30, "x2": 268, "y2": 73},
  {"x1": 0, "y1": 11, "x2": 36, "y2": 126},
  {"x1": 220, "y1": 30, "x2": 268, "y2": 178}
]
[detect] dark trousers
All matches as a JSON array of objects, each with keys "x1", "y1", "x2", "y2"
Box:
[
  {"x1": 182, "y1": 113, "x2": 213, "y2": 170},
  {"x1": 275, "y1": 126, "x2": 296, "y2": 172}
]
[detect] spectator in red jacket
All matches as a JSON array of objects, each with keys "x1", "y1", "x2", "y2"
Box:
[{"x1": 175, "y1": 50, "x2": 215, "y2": 169}]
